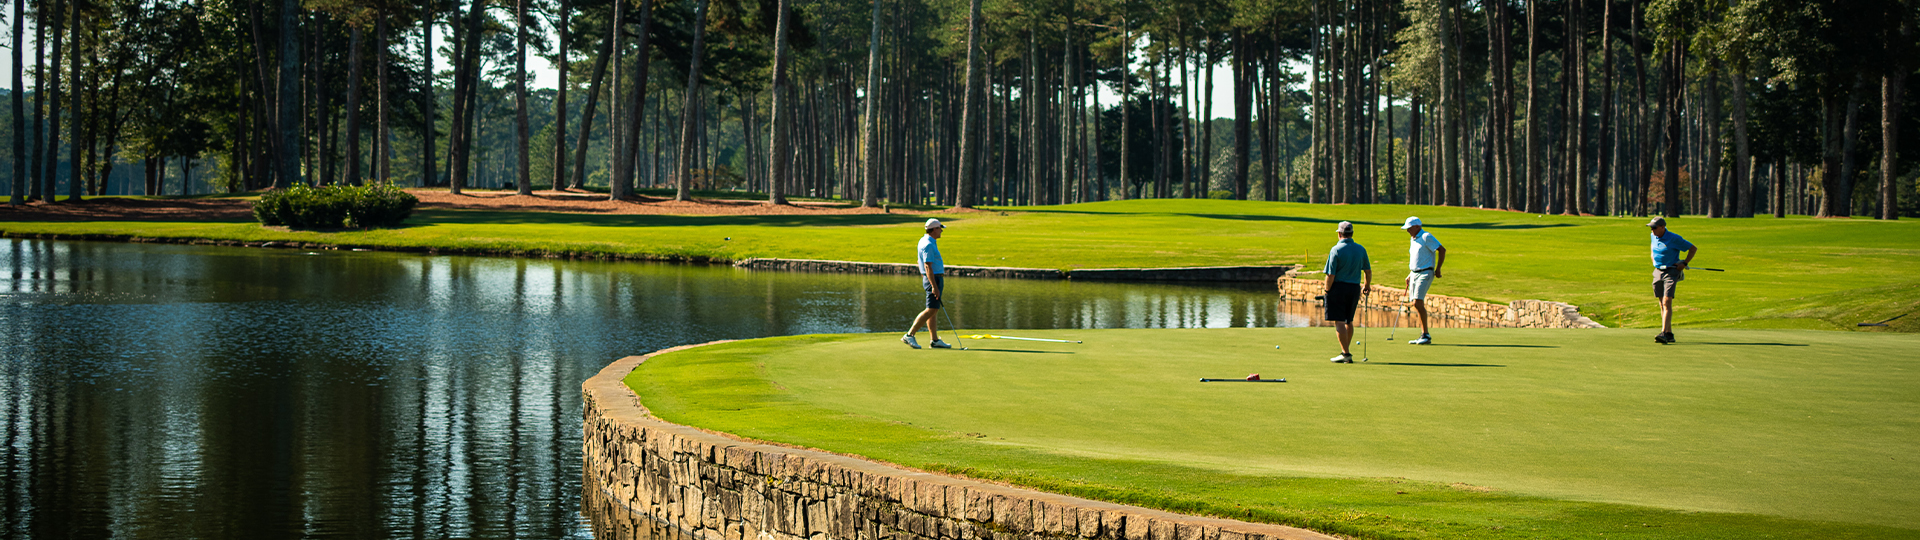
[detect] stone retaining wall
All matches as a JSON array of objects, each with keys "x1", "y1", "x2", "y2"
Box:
[
  {"x1": 734, "y1": 258, "x2": 1294, "y2": 282},
  {"x1": 583, "y1": 344, "x2": 1339, "y2": 540},
  {"x1": 1276, "y1": 273, "x2": 1604, "y2": 329}
]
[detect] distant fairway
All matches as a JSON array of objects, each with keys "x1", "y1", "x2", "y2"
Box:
[
  {"x1": 630, "y1": 328, "x2": 1920, "y2": 539},
  {"x1": 10, "y1": 198, "x2": 1918, "y2": 332}
]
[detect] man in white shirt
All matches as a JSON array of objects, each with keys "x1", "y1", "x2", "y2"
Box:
[{"x1": 1401, "y1": 217, "x2": 1446, "y2": 345}]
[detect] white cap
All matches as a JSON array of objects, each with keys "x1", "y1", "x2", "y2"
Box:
[
  {"x1": 1335, "y1": 221, "x2": 1353, "y2": 233},
  {"x1": 924, "y1": 218, "x2": 945, "y2": 230},
  {"x1": 1402, "y1": 216, "x2": 1423, "y2": 229}
]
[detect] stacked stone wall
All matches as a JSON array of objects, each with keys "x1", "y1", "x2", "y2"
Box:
[
  {"x1": 1276, "y1": 273, "x2": 1603, "y2": 329},
  {"x1": 583, "y1": 345, "x2": 1338, "y2": 540}
]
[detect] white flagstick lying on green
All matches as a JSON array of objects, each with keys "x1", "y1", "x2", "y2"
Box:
[{"x1": 959, "y1": 334, "x2": 1082, "y2": 344}]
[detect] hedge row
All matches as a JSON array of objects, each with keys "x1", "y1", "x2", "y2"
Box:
[{"x1": 253, "y1": 183, "x2": 418, "y2": 229}]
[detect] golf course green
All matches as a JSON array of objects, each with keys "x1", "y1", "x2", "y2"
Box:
[
  {"x1": 7, "y1": 197, "x2": 1918, "y2": 332},
  {"x1": 628, "y1": 328, "x2": 1920, "y2": 539}
]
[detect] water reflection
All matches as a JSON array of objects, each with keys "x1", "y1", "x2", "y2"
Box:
[{"x1": 0, "y1": 239, "x2": 1292, "y2": 539}]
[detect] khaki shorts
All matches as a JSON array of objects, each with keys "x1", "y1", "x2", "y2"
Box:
[
  {"x1": 1652, "y1": 268, "x2": 1684, "y2": 298},
  {"x1": 1407, "y1": 271, "x2": 1435, "y2": 300}
]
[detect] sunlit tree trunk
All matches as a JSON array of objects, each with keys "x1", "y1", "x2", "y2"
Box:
[
  {"x1": 953, "y1": 0, "x2": 983, "y2": 207},
  {"x1": 514, "y1": 0, "x2": 531, "y2": 195},
  {"x1": 676, "y1": 0, "x2": 711, "y2": 201},
  {"x1": 9, "y1": 0, "x2": 22, "y2": 205},
  {"x1": 767, "y1": 0, "x2": 792, "y2": 205},
  {"x1": 345, "y1": 24, "x2": 363, "y2": 185}
]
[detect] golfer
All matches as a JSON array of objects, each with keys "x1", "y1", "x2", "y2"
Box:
[
  {"x1": 903, "y1": 218, "x2": 952, "y2": 349},
  {"x1": 1647, "y1": 217, "x2": 1697, "y2": 344},
  {"x1": 1323, "y1": 221, "x2": 1372, "y2": 363},
  {"x1": 1401, "y1": 217, "x2": 1446, "y2": 345}
]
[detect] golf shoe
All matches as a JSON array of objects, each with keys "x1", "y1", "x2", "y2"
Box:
[
  {"x1": 902, "y1": 335, "x2": 921, "y2": 349},
  {"x1": 930, "y1": 340, "x2": 952, "y2": 349},
  {"x1": 1409, "y1": 334, "x2": 1432, "y2": 345}
]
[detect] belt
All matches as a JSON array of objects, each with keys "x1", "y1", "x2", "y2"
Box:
[{"x1": 1411, "y1": 267, "x2": 1434, "y2": 274}]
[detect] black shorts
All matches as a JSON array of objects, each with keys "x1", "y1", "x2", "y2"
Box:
[
  {"x1": 1324, "y1": 281, "x2": 1361, "y2": 322},
  {"x1": 924, "y1": 274, "x2": 944, "y2": 309}
]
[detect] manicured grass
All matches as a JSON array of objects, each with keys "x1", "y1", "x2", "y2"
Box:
[
  {"x1": 4, "y1": 198, "x2": 1917, "y2": 331},
  {"x1": 628, "y1": 328, "x2": 1920, "y2": 539}
]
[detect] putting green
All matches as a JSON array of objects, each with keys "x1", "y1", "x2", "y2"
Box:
[{"x1": 630, "y1": 328, "x2": 1920, "y2": 539}]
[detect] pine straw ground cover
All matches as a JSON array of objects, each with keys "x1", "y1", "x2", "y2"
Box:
[
  {"x1": 629, "y1": 329, "x2": 1920, "y2": 540},
  {"x1": 2, "y1": 194, "x2": 1917, "y2": 331}
]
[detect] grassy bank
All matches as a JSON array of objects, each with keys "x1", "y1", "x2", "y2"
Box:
[
  {"x1": 629, "y1": 329, "x2": 1920, "y2": 539},
  {"x1": 4, "y1": 197, "x2": 1916, "y2": 331}
]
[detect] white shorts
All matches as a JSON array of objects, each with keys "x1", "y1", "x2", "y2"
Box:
[{"x1": 1406, "y1": 271, "x2": 1435, "y2": 300}]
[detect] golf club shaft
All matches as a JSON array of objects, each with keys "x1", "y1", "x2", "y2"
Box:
[
  {"x1": 1199, "y1": 378, "x2": 1286, "y2": 383},
  {"x1": 1692, "y1": 267, "x2": 1724, "y2": 272}
]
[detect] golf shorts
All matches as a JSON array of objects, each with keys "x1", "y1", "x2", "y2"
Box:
[
  {"x1": 1324, "y1": 281, "x2": 1362, "y2": 323},
  {"x1": 1406, "y1": 271, "x2": 1435, "y2": 300},
  {"x1": 1652, "y1": 268, "x2": 1684, "y2": 298},
  {"x1": 924, "y1": 274, "x2": 944, "y2": 309}
]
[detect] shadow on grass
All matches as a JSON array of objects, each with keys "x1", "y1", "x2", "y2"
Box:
[
  {"x1": 1678, "y1": 342, "x2": 1810, "y2": 347},
  {"x1": 414, "y1": 209, "x2": 934, "y2": 228},
  {"x1": 1426, "y1": 344, "x2": 1559, "y2": 348},
  {"x1": 1371, "y1": 362, "x2": 1507, "y2": 367},
  {"x1": 962, "y1": 349, "x2": 1075, "y2": 354},
  {"x1": 1012, "y1": 209, "x2": 1578, "y2": 231}
]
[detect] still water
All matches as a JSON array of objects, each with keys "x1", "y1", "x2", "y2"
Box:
[{"x1": 0, "y1": 239, "x2": 1297, "y2": 539}]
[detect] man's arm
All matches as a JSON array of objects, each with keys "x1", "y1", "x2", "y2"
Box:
[
  {"x1": 1324, "y1": 274, "x2": 1335, "y2": 294},
  {"x1": 1363, "y1": 269, "x2": 1372, "y2": 294},
  {"x1": 1434, "y1": 245, "x2": 1447, "y2": 278},
  {"x1": 1681, "y1": 246, "x2": 1697, "y2": 270},
  {"x1": 922, "y1": 262, "x2": 940, "y2": 299}
]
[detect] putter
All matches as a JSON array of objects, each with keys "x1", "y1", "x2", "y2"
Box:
[
  {"x1": 1359, "y1": 289, "x2": 1369, "y2": 362},
  {"x1": 941, "y1": 309, "x2": 969, "y2": 350},
  {"x1": 1859, "y1": 314, "x2": 1908, "y2": 327},
  {"x1": 1388, "y1": 295, "x2": 1404, "y2": 341}
]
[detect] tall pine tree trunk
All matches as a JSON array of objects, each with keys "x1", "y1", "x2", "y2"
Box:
[
  {"x1": 954, "y1": 0, "x2": 983, "y2": 207},
  {"x1": 44, "y1": 0, "x2": 63, "y2": 201},
  {"x1": 620, "y1": 0, "x2": 656, "y2": 192},
  {"x1": 1233, "y1": 32, "x2": 1251, "y2": 200},
  {"x1": 421, "y1": 6, "x2": 435, "y2": 187},
  {"x1": 551, "y1": 0, "x2": 568, "y2": 191},
  {"x1": 570, "y1": 24, "x2": 614, "y2": 190},
  {"x1": 676, "y1": 0, "x2": 711, "y2": 201},
  {"x1": 9, "y1": 0, "x2": 20, "y2": 205},
  {"x1": 345, "y1": 24, "x2": 363, "y2": 185},
  {"x1": 377, "y1": 14, "x2": 391, "y2": 185},
  {"x1": 1663, "y1": 43, "x2": 1683, "y2": 218},
  {"x1": 67, "y1": 1, "x2": 81, "y2": 200},
  {"x1": 1595, "y1": 0, "x2": 1614, "y2": 216},
  {"x1": 1524, "y1": 0, "x2": 1541, "y2": 213},
  {"x1": 515, "y1": 0, "x2": 532, "y2": 195},
  {"x1": 767, "y1": 0, "x2": 793, "y2": 205}
]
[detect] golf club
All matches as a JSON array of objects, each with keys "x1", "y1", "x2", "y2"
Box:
[
  {"x1": 1200, "y1": 378, "x2": 1287, "y2": 383},
  {"x1": 958, "y1": 334, "x2": 1081, "y2": 343},
  {"x1": 1692, "y1": 267, "x2": 1725, "y2": 272},
  {"x1": 1388, "y1": 293, "x2": 1404, "y2": 342},
  {"x1": 1859, "y1": 313, "x2": 1908, "y2": 327},
  {"x1": 1359, "y1": 289, "x2": 1369, "y2": 362},
  {"x1": 941, "y1": 309, "x2": 969, "y2": 350}
]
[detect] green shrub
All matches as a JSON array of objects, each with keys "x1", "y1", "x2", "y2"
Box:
[
  {"x1": 254, "y1": 183, "x2": 418, "y2": 229},
  {"x1": 1207, "y1": 189, "x2": 1236, "y2": 200}
]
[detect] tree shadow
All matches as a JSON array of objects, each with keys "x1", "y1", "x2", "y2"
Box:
[
  {"x1": 1427, "y1": 344, "x2": 1559, "y2": 348},
  {"x1": 415, "y1": 209, "x2": 934, "y2": 228},
  {"x1": 1371, "y1": 362, "x2": 1506, "y2": 367},
  {"x1": 1677, "y1": 342, "x2": 1810, "y2": 347}
]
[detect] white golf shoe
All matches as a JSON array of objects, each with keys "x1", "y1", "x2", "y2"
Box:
[
  {"x1": 930, "y1": 340, "x2": 952, "y2": 349},
  {"x1": 1330, "y1": 353, "x2": 1354, "y2": 363},
  {"x1": 902, "y1": 335, "x2": 921, "y2": 349},
  {"x1": 1409, "y1": 335, "x2": 1432, "y2": 345}
]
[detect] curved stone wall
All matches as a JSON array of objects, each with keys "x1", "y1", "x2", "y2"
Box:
[
  {"x1": 1275, "y1": 273, "x2": 1604, "y2": 329},
  {"x1": 583, "y1": 344, "x2": 1338, "y2": 540}
]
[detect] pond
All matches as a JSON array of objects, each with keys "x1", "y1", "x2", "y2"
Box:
[{"x1": 0, "y1": 238, "x2": 1322, "y2": 540}]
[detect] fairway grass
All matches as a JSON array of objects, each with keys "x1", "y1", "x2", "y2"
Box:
[
  {"x1": 6, "y1": 198, "x2": 1917, "y2": 332},
  {"x1": 629, "y1": 328, "x2": 1920, "y2": 539}
]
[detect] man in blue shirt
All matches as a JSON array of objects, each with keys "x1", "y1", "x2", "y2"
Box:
[
  {"x1": 903, "y1": 218, "x2": 951, "y2": 349},
  {"x1": 1648, "y1": 217, "x2": 1698, "y2": 344},
  {"x1": 1323, "y1": 221, "x2": 1372, "y2": 363}
]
